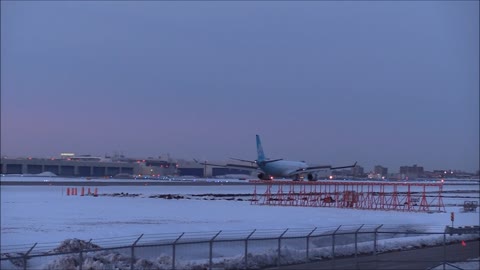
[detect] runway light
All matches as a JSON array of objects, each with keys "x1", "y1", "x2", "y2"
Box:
[
  {"x1": 329, "y1": 176, "x2": 333, "y2": 180},
  {"x1": 461, "y1": 240, "x2": 466, "y2": 247}
]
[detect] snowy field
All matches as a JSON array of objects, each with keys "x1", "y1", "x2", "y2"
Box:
[{"x1": 1, "y1": 176, "x2": 479, "y2": 251}]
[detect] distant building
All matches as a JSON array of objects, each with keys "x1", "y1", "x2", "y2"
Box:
[
  {"x1": 108, "y1": 155, "x2": 177, "y2": 176},
  {"x1": 176, "y1": 160, "x2": 242, "y2": 178},
  {"x1": 177, "y1": 167, "x2": 204, "y2": 177},
  {"x1": 138, "y1": 159, "x2": 177, "y2": 176},
  {"x1": 60, "y1": 153, "x2": 75, "y2": 159},
  {"x1": 351, "y1": 165, "x2": 364, "y2": 177},
  {"x1": 374, "y1": 165, "x2": 388, "y2": 177},
  {"x1": 423, "y1": 171, "x2": 437, "y2": 178},
  {"x1": 0, "y1": 157, "x2": 138, "y2": 177},
  {"x1": 432, "y1": 169, "x2": 477, "y2": 179},
  {"x1": 332, "y1": 169, "x2": 351, "y2": 177},
  {"x1": 400, "y1": 164, "x2": 424, "y2": 179},
  {"x1": 432, "y1": 170, "x2": 447, "y2": 178},
  {"x1": 68, "y1": 155, "x2": 103, "y2": 162},
  {"x1": 0, "y1": 153, "x2": 182, "y2": 178},
  {"x1": 211, "y1": 167, "x2": 251, "y2": 177}
]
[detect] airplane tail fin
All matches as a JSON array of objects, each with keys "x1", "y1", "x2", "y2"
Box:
[{"x1": 256, "y1": 135, "x2": 266, "y2": 162}]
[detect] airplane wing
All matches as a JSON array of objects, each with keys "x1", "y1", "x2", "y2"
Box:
[
  {"x1": 193, "y1": 159, "x2": 225, "y2": 167},
  {"x1": 261, "y1": 158, "x2": 283, "y2": 164},
  {"x1": 331, "y1": 162, "x2": 357, "y2": 170},
  {"x1": 287, "y1": 167, "x2": 331, "y2": 177},
  {"x1": 193, "y1": 159, "x2": 259, "y2": 171},
  {"x1": 230, "y1": 157, "x2": 256, "y2": 163},
  {"x1": 287, "y1": 162, "x2": 357, "y2": 177},
  {"x1": 225, "y1": 163, "x2": 259, "y2": 170}
]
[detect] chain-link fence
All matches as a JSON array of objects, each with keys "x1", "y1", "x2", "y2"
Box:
[{"x1": 1, "y1": 224, "x2": 478, "y2": 270}]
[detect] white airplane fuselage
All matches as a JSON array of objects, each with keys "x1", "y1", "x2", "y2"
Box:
[{"x1": 260, "y1": 160, "x2": 308, "y2": 178}]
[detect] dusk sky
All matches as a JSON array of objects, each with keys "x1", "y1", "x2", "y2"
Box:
[{"x1": 1, "y1": 1, "x2": 478, "y2": 172}]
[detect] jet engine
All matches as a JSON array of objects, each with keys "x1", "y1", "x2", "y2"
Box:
[
  {"x1": 257, "y1": 173, "x2": 272, "y2": 180},
  {"x1": 307, "y1": 173, "x2": 317, "y2": 181}
]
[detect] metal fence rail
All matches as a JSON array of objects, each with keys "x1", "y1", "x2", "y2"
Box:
[{"x1": 1, "y1": 224, "x2": 479, "y2": 270}]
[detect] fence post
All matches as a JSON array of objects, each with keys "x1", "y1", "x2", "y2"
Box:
[
  {"x1": 277, "y1": 229, "x2": 289, "y2": 266},
  {"x1": 209, "y1": 230, "x2": 222, "y2": 270},
  {"x1": 443, "y1": 233, "x2": 446, "y2": 270},
  {"x1": 78, "y1": 238, "x2": 94, "y2": 270},
  {"x1": 130, "y1": 234, "x2": 143, "y2": 270},
  {"x1": 374, "y1": 225, "x2": 383, "y2": 269},
  {"x1": 79, "y1": 250, "x2": 83, "y2": 270},
  {"x1": 172, "y1": 232, "x2": 184, "y2": 270},
  {"x1": 332, "y1": 226, "x2": 341, "y2": 269},
  {"x1": 23, "y1": 243, "x2": 37, "y2": 270},
  {"x1": 355, "y1": 224, "x2": 364, "y2": 270},
  {"x1": 306, "y1": 227, "x2": 317, "y2": 261},
  {"x1": 244, "y1": 229, "x2": 256, "y2": 269}
]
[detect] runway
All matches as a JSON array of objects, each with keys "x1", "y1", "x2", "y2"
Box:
[{"x1": 268, "y1": 240, "x2": 480, "y2": 270}]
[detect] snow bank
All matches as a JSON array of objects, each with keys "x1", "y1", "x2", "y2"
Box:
[{"x1": 52, "y1": 239, "x2": 100, "y2": 253}]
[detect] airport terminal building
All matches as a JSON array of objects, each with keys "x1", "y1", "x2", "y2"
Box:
[
  {"x1": 1, "y1": 157, "x2": 139, "y2": 177},
  {"x1": 0, "y1": 155, "x2": 251, "y2": 178},
  {"x1": 0, "y1": 155, "x2": 177, "y2": 178}
]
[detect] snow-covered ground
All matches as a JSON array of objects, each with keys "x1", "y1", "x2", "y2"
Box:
[
  {"x1": 1, "y1": 177, "x2": 478, "y2": 248},
  {"x1": 1, "y1": 176, "x2": 479, "y2": 269}
]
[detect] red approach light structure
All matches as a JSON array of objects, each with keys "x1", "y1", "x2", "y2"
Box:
[{"x1": 251, "y1": 180, "x2": 446, "y2": 213}]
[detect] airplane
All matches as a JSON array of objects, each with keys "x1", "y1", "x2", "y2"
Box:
[{"x1": 195, "y1": 135, "x2": 357, "y2": 181}]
